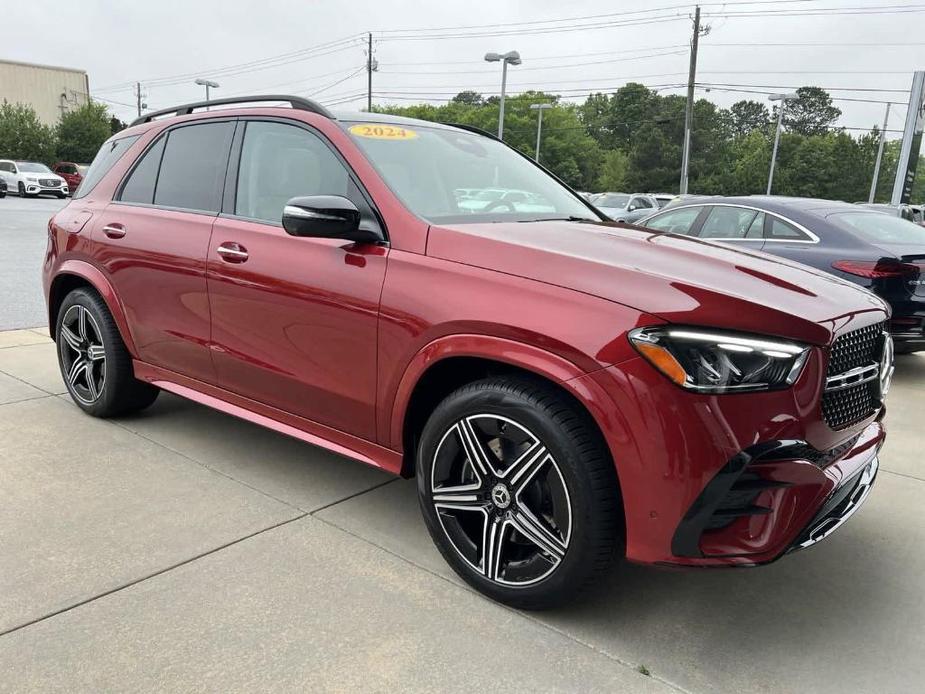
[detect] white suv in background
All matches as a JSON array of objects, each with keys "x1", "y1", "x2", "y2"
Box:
[{"x1": 0, "y1": 160, "x2": 68, "y2": 198}]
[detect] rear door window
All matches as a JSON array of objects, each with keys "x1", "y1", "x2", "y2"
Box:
[
  {"x1": 699, "y1": 206, "x2": 760, "y2": 239},
  {"x1": 153, "y1": 122, "x2": 234, "y2": 213},
  {"x1": 643, "y1": 206, "x2": 704, "y2": 235},
  {"x1": 73, "y1": 135, "x2": 140, "y2": 199}
]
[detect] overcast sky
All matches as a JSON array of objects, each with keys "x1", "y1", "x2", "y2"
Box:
[{"x1": 5, "y1": 0, "x2": 923, "y2": 137}]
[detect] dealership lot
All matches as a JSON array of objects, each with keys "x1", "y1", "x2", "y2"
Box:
[
  {"x1": 0, "y1": 324, "x2": 922, "y2": 692},
  {"x1": 0, "y1": 196, "x2": 66, "y2": 330}
]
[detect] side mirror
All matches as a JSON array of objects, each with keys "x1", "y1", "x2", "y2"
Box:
[
  {"x1": 282, "y1": 195, "x2": 380, "y2": 243},
  {"x1": 627, "y1": 204, "x2": 637, "y2": 212}
]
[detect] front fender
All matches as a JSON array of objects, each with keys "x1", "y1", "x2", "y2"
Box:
[
  {"x1": 385, "y1": 333, "x2": 604, "y2": 450},
  {"x1": 49, "y1": 260, "x2": 138, "y2": 356}
]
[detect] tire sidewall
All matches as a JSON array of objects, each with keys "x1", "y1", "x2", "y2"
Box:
[
  {"x1": 55, "y1": 290, "x2": 117, "y2": 416},
  {"x1": 416, "y1": 382, "x2": 608, "y2": 607}
]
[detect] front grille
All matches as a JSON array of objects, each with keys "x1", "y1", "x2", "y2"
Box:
[
  {"x1": 39, "y1": 178, "x2": 59, "y2": 187},
  {"x1": 822, "y1": 322, "x2": 884, "y2": 430}
]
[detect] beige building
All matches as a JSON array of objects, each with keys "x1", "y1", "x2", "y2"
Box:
[{"x1": 0, "y1": 59, "x2": 90, "y2": 126}]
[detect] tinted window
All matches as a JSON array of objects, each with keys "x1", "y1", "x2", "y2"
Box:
[
  {"x1": 235, "y1": 121, "x2": 351, "y2": 223},
  {"x1": 631, "y1": 196, "x2": 654, "y2": 209},
  {"x1": 746, "y1": 212, "x2": 766, "y2": 238},
  {"x1": 120, "y1": 136, "x2": 166, "y2": 204},
  {"x1": 154, "y1": 122, "x2": 233, "y2": 212},
  {"x1": 831, "y1": 212, "x2": 925, "y2": 244},
  {"x1": 644, "y1": 206, "x2": 703, "y2": 235},
  {"x1": 75, "y1": 135, "x2": 140, "y2": 199},
  {"x1": 0, "y1": 162, "x2": 12, "y2": 173},
  {"x1": 766, "y1": 217, "x2": 811, "y2": 241},
  {"x1": 57, "y1": 164, "x2": 77, "y2": 174},
  {"x1": 699, "y1": 206, "x2": 762, "y2": 239}
]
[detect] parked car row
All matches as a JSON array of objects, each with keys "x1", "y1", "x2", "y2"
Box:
[
  {"x1": 0, "y1": 159, "x2": 89, "y2": 198},
  {"x1": 636, "y1": 196, "x2": 925, "y2": 353}
]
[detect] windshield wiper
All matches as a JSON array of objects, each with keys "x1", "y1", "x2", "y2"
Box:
[{"x1": 517, "y1": 216, "x2": 598, "y2": 223}]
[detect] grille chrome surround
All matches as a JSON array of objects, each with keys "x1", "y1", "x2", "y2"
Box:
[
  {"x1": 822, "y1": 322, "x2": 886, "y2": 430},
  {"x1": 39, "y1": 178, "x2": 60, "y2": 187}
]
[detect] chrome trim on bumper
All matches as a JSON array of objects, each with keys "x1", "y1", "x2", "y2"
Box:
[{"x1": 794, "y1": 456, "x2": 878, "y2": 551}]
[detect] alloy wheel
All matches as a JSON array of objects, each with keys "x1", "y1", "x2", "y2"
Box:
[
  {"x1": 430, "y1": 414, "x2": 572, "y2": 586},
  {"x1": 58, "y1": 304, "x2": 106, "y2": 404}
]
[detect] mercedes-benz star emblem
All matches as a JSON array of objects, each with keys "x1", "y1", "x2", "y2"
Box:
[{"x1": 491, "y1": 483, "x2": 511, "y2": 509}]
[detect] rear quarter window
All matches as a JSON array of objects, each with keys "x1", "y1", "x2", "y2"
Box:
[{"x1": 74, "y1": 135, "x2": 140, "y2": 199}]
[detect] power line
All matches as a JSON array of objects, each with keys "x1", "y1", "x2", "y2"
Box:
[{"x1": 93, "y1": 34, "x2": 365, "y2": 92}]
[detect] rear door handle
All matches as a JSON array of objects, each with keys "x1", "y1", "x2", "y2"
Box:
[
  {"x1": 102, "y1": 223, "x2": 126, "y2": 239},
  {"x1": 217, "y1": 242, "x2": 249, "y2": 263}
]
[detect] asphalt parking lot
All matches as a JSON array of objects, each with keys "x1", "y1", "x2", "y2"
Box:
[
  {"x1": 1, "y1": 196, "x2": 924, "y2": 692},
  {"x1": 0, "y1": 196, "x2": 66, "y2": 331},
  {"x1": 0, "y1": 325, "x2": 922, "y2": 692}
]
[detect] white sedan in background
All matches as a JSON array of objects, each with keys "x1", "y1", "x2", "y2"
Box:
[{"x1": 0, "y1": 160, "x2": 68, "y2": 198}]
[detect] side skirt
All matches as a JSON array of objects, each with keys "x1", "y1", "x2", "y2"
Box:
[{"x1": 133, "y1": 360, "x2": 404, "y2": 476}]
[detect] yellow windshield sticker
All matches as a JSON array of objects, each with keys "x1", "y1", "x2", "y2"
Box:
[{"x1": 349, "y1": 124, "x2": 418, "y2": 140}]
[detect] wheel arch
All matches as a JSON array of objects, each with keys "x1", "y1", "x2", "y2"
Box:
[
  {"x1": 48, "y1": 261, "x2": 138, "y2": 356},
  {"x1": 390, "y1": 335, "x2": 625, "y2": 485}
]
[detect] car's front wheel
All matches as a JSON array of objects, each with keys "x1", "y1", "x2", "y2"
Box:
[
  {"x1": 417, "y1": 376, "x2": 621, "y2": 609},
  {"x1": 55, "y1": 288, "x2": 159, "y2": 417}
]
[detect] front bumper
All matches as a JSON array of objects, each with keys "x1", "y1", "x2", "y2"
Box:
[
  {"x1": 574, "y1": 350, "x2": 885, "y2": 568},
  {"x1": 23, "y1": 182, "x2": 68, "y2": 195}
]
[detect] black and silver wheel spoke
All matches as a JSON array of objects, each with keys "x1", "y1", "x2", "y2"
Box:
[
  {"x1": 58, "y1": 304, "x2": 106, "y2": 405},
  {"x1": 431, "y1": 414, "x2": 572, "y2": 587}
]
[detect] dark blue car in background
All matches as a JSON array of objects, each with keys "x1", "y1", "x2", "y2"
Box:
[{"x1": 639, "y1": 196, "x2": 925, "y2": 353}]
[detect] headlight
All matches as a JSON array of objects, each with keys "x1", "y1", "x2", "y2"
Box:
[{"x1": 629, "y1": 326, "x2": 810, "y2": 393}]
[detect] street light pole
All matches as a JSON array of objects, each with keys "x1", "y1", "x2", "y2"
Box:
[
  {"x1": 679, "y1": 5, "x2": 701, "y2": 195},
  {"x1": 869, "y1": 102, "x2": 891, "y2": 203},
  {"x1": 530, "y1": 103, "x2": 552, "y2": 162},
  {"x1": 767, "y1": 92, "x2": 798, "y2": 195},
  {"x1": 194, "y1": 78, "x2": 220, "y2": 109},
  {"x1": 484, "y1": 51, "x2": 521, "y2": 139}
]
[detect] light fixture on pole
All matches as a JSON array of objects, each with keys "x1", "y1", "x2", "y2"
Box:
[
  {"x1": 484, "y1": 51, "x2": 521, "y2": 139},
  {"x1": 530, "y1": 103, "x2": 553, "y2": 162},
  {"x1": 767, "y1": 92, "x2": 798, "y2": 195},
  {"x1": 194, "y1": 78, "x2": 220, "y2": 108}
]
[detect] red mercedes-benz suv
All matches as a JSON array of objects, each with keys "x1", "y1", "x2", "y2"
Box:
[{"x1": 43, "y1": 96, "x2": 891, "y2": 608}]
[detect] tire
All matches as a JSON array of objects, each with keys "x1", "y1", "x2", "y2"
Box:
[
  {"x1": 416, "y1": 375, "x2": 621, "y2": 609},
  {"x1": 55, "y1": 288, "x2": 159, "y2": 417},
  {"x1": 57, "y1": 192, "x2": 67, "y2": 199},
  {"x1": 18, "y1": 182, "x2": 28, "y2": 197}
]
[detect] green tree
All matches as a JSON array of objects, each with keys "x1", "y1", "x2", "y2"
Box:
[
  {"x1": 451, "y1": 91, "x2": 485, "y2": 107},
  {"x1": 57, "y1": 101, "x2": 112, "y2": 163},
  {"x1": 0, "y1": 101, "x2": 56, "y2": 162},
  {"x1": 597, "y1": 149, "x2": 629, "y2": 191},
  {"x1": 728, "y1": 100, "x2": 770, "y2": 138},
  {"x1": 783, "y1": 86, "x2": 842, "y2": 136}
]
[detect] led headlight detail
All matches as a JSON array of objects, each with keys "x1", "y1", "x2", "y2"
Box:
[{"x1": 629, "y1": 327, "x2": 810, "y2": 393}]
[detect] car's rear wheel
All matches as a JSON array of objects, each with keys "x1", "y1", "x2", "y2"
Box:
[
  {"x1": 416, "y1": 376, "x2": 621, "y2": 609},
  {"x1": 56, "y1": 288, "x2": 159, "y2": 417}
]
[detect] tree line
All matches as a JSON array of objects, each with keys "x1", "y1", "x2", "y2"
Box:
[
  {"x1": 0, "y1": 101, "x2": 125, "y2": 165},
  {"x1": 376, "y1": 85, "x2": 924, "y2": 203},
  {"x1": 2, "y1": 86, "x2": 920, "y2": 204}
]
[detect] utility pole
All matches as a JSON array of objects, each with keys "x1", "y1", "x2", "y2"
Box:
[
  {"x1": 136, "y1": 82, "x2": 142, "y2": 118},
  {"x1": 891, "y1": 71, "x2": 925, "y2": 206},
  {"x1": 869, "y1": 103, "x2": 891, "y2": 203},
  {"x1": 367, "y1": 32, "x2": 373, "y2": 111},
  {"x1": 679, "y1": 5, "x2": 700, "y2": 195}
]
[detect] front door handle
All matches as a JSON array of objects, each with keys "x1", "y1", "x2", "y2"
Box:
[
  {"x1": 102, "y1": 223, "x2": 126, "y2": 239},
  {"x1": 217, "y1": 242, "x2": 249, "y2": 263}
]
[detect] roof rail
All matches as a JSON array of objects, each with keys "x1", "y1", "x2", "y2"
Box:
[{"x1": 129, "y1": 95, "x2": 334, "y2": 127}]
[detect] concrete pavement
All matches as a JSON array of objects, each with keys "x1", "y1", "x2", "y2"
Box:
[{"x1": 1, "y1": 327, "x2": 922, "y2": 693}]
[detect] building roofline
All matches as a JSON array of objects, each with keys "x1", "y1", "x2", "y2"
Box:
[{"x1": 0, "y1": 58, "x2": 87, "y2": 75}]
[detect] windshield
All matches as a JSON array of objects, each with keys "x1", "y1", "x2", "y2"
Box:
[
  {"x1": 831, "y1": 212, "x2": 925, "y2": 245},
  {"x1": 595, "y1": 194, "x2": 630, "y2": 208},
  {"x1": 17, "y1": 162, "x2": 52, "y2": 173},
  {"x1": 345, "y1": 122, "x2": 598, "y2": 223}
]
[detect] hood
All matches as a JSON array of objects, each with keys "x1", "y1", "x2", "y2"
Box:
[{"x1": 427, "y1": 221, "x2": 889, "y2": 346}]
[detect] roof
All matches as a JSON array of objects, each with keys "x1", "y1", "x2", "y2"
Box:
[
  {"x1": 680, "y1": 195, "x2": 861, "y2": 217},
  {"x1": 0, "y1": 58, "x2": 87, "y2": 75}
]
